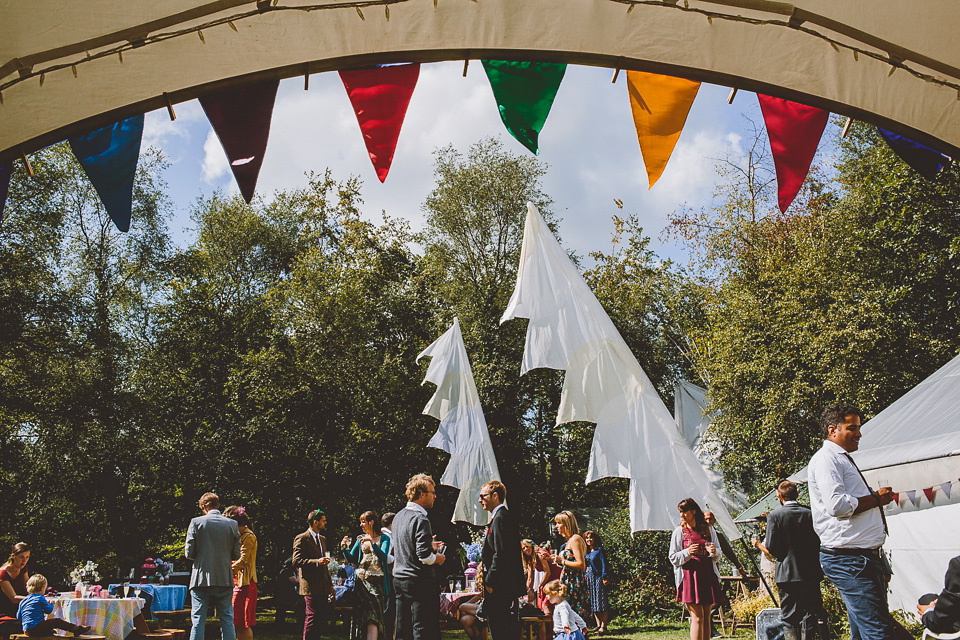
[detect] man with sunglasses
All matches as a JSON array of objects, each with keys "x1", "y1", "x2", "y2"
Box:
[{"x1": 480, "y1": 480, "x2": 525, "y2": 640}]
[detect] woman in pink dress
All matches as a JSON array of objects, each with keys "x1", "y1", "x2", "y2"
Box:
[{"x1": 668, "y1": 499, "x2": 722, "y2": 640}]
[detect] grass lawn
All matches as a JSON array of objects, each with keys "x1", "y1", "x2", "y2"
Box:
[{"x1": 178, "y1": 609, "x2": 757, "y2": 640}]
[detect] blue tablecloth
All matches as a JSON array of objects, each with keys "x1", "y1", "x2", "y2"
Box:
[{"x1": 108, "y1": 584, "x2": 186, "y2": 615}]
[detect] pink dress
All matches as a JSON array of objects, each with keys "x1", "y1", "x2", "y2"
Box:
[{"x1": 676, "y1": 528, "x2": 723, "y2": 605}]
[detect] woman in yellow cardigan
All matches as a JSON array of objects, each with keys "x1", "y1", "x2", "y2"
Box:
[{"x1": 224, "y1": 506, "x2": 258, "y2": 640}]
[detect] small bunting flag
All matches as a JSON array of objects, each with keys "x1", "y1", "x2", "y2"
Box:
[
  {"x1": 0, "y1": 164, "x2": 10, "y2": 221},
  {"x1": 905, "y1": 490, "x2": 918, "y2": 507},
  {"x1": 68, "y1": 115, "x2": 144, "y2": 232},
  {"x1": 199, "y1": 79, "x2": 280, "y2": 203},
  {"x1": 757, "y1": 94, "x2": 829, "y2": 212},
  {"x1": 923, "y1": 487, "x2": 937, "y2": 505},
  {"x1": 481, "y1": 60, "x2": 567, "y2": 155},
  {"x1": 942, "y1": 482, "x2": 953, "y2": 499},
  {"x1": 892, "y1": 492, "x2": 899, "y2": 506},
  {"x1": 626, "y1": 72, "x2": 701, "y2": 188},
  {"x1": 339, "y1": 63, "x2": 421, "y2": 183},
  {"x1": 877, "y1": 127, "x2": 951, "y2": 180}
]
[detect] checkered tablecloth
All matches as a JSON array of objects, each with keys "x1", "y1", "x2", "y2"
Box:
[
  {"x1": 52, "y1": 597, "x2": 144, "y2": 640},
  {"x1": 439, "y1": 591, "x2": 479, "y2": 619}
]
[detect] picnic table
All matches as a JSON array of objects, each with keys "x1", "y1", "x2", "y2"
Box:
[{"x1": 51, "y1": 597, "x2": 145, "y2": 640}]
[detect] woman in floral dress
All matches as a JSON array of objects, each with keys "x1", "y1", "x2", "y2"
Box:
[
  {"x1": 340, "y1": 511, "x2": 391, "y2": 640},
  {"x1": 552, "y1": 511, "x2": 589, "y2": 618}
]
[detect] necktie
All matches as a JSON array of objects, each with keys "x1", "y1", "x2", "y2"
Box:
[{"x1": 844, "y1": 453, "x2": 889, "y2": 535}]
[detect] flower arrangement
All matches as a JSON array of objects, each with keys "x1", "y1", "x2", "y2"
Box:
[
  {"x1": 69, "y1": 561, "x2": 102, "y2": 585},
  {"x1": 460, "y1": 542, "x2": 482, "y2": 563},
  {"x1": 153, "y1": 557, "x2": 173, "y2": 578}
]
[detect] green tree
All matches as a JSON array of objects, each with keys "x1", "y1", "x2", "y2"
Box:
[{"x1": 671, "y1": 123, "x2": 960, "y2": 495}]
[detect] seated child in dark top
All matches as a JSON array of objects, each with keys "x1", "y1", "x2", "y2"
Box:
[{"x1": 17, "y1": 575, "x2": 91, "y2": 637}]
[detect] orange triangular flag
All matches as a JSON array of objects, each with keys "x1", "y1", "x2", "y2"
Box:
[{"x1": 626, "y1": 71, "x2": 700, "y2": 188}]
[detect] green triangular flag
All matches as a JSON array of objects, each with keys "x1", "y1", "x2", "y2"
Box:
[{"x1": 481, "y1": 60, "x2": 567, "y2": 155}]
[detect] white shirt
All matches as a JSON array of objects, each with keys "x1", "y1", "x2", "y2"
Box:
[
  {"x1": 808, "y1": 439, "x2": 886, "y2": 549},
  {"x1": 551, "y1": 599, "x2": 587, "y2": 634}
]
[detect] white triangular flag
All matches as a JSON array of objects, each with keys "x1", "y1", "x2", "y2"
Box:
[{"x1": 418, "y1": 318, "x2": 502, "y2": 526}]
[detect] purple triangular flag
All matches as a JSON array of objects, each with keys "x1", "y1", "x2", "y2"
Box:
[
  {"x1": 0, "y1": 164, "x2": 11, "y2": 222},
  {"x1": 942, "y1": 482, "x2": 953, "y2": 499},
  {"x1": 906, "y1": 490, "x2": 918, "y2": 507},
  {"x1": 877, "y1": 127, "x2": 950, "y2": 180},
  {"x1": 68, "y1": 115, "x2": 144, "y2": 232},
  {"x1": 199, "y1": 79, "x2": 280, "y2": 203}
]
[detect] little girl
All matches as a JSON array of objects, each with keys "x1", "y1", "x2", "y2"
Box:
[
  {"x1": 17, "y1": 575, "x2": 91, "y2": 637},
  {"x1": 543, "y1": 579, "x2": 588, "y2": 640}
]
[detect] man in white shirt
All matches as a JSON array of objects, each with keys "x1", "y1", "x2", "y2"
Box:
[{"x1": 808, "y1": 403, "x2": 897, "y2": 640}]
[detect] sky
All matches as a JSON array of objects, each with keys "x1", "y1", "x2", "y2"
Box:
[{"x1": 142, "y1": 61, "x2": 774, "y2": 266}]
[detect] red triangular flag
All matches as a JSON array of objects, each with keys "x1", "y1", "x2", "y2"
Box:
[
  {"x1": 891, "y1": 492, "x2": 899, "y2": 506},
  {"x1": 199, "y1": 79, "x2": 280, "y2": 203},
  {"x1": 757, "y1": 94, "x2": 829, "y2": 212},
  {"x1": 340, "y1": 64, "x2": 420, "y2": 183},
  {"x1": 923, "y1": 487, "x2": 936, "y2": 504}
]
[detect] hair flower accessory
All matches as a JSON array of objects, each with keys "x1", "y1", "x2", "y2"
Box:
[{"x1": 236, "y1": 506, "x2": 246, "y2": 515}]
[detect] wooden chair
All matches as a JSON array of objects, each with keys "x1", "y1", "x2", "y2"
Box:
[{"x1": 155, "y1": 628, "x2": 187, "y2": 640}]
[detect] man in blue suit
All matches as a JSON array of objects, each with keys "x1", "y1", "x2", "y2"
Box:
[{"x1": 185, "y1": 492, "x2": 241, "y2": 640}]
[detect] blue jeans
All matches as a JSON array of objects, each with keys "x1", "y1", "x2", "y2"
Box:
[
  {"x1": 819, "y1": 551, "x2": 895, "y2": 640},
  {"x1": 190, "y1": 586, "x2": 236, "y2": 640}
]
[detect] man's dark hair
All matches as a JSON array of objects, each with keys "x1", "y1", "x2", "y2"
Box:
[
  {"x1": 381, "y1": 512, "x2": 395, "y2": 528},
  {"x1": 820, "y1": 403, "x2": 863, "y2": 437},
  {"x1": 777, "y1": 480, "x2": 799, "y2": 501}
]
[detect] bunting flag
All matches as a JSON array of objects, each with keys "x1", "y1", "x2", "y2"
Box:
[
  {"x1": 905, "y1": 490, "x2": 918, "y2": 507},
  {"x1": 943, "y1": 482, "x2": 953, "y2": 499},
  {"x1": 68, "y1": 115, "x2": 144, "y2": 232},
  {"x1": 417, "y1": 318, "x2": 502, "y2": 526},
  {"x1": 199, "y1": 79, "x2": 280, "y2": 203},
  {"x1": 757, "y1": 94, "x2": 829, "y2": 212},
  {"x1": 481, "y1": 60, "x2": 566, "y2": 155},
  {"x1": 923, "y1": 487, "x2": 937, "y2": 504},
  {"x1": 877, "y1": 127, "x2": 951, "y2": 180},
  {"x1": 626, "y1": 71, "x2": 701, "y2": 188},
  {"x1": 892, "y1": 492, "x2": 900, "y2": 506},
  {"x1": 0, "y1": 164, "x2": 11, "y2": 221},
  {"x1": 339, "y1": 64, "x2": 420, "y2": 183}
]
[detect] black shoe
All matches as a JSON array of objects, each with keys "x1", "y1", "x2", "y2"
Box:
[{"x1": 74, "y1": 625, "x2": 92, "y2": 637}]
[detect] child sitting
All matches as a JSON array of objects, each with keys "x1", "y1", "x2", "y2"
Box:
[
  {"x1": 543, "y1": 579, "x2": 588, "y2": 640},
  {"x1": 17, "y1": 575, "x2": 91, "y2": 637}
]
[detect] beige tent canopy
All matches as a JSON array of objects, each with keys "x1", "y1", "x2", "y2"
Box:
[{"x1": 2, "y1": 0, "x2": 960, "y2": 164}]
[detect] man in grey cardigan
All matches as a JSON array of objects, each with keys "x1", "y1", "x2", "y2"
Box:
[
  {"x1": 393, "y1": 474, "x2": 445, "y2": 640},
  {"x1": 185, "y1": 492, "x2": 241, "y2": 640}
]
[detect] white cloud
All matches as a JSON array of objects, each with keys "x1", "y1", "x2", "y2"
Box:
[{"x1": 200, "y1": 129, "x2": 229, "y2": 184}]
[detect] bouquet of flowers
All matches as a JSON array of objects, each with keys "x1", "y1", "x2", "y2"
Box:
[
  {"x1": 69, "y1": 561, "x2": 101, "y2": 585},
  {"x1": 153, "y1": 557, "x2": 173, "y2": 578},
  {"x1": 460, "y1": 542, "x2": 482, "y2": 563}
]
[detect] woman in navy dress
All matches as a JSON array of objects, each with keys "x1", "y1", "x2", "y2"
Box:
[
  {"x1": 583, "y1": 531, "x2": 610, "y2": 634},
  {"x1": 668, "y1": 498, "x2": 722, "y2": 640}
]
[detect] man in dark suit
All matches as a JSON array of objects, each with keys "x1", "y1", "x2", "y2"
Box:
[
  {"x1": 184, "y1": 492, "x2": 241, "y2": 640},
  {"x1": 480, "y1": 480, "x2": 525, "y2": 640},
  {"x1": 918, "y1": 555, "x2": 960, "y2": 634},
  {"x1": 293, "y1": 509, "x2": 336, "y2": 640},
  {"x1": 763, "y1": 480, "x2": 828, "y2": 640}
]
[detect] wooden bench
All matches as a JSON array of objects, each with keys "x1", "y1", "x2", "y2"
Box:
[
  {"x1": 152, "y1": 610, "x2": 191, "y2": 625},
  {"x1": 11, "y1": 635, "x2": 105, "y2": 640},
  {"x1": 521, "y1": 616, "x2": 551, "y2": 640},
  {"x1": 156, "y1": 628, "x2": 187, "y2": 640},
  {"x1": 137, "y1": 633, "x2": 174, "y2": 640}
]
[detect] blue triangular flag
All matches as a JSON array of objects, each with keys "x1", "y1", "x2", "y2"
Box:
[
  {"x1": 69, "y1": 115, "x2": 144, "y2": 232},
  {"x1": 877, "y1": 127, "x2": 950, "y2": 180},
  {"x1": 0, "y1": 164, "x2": 10, "y2": 222}
]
